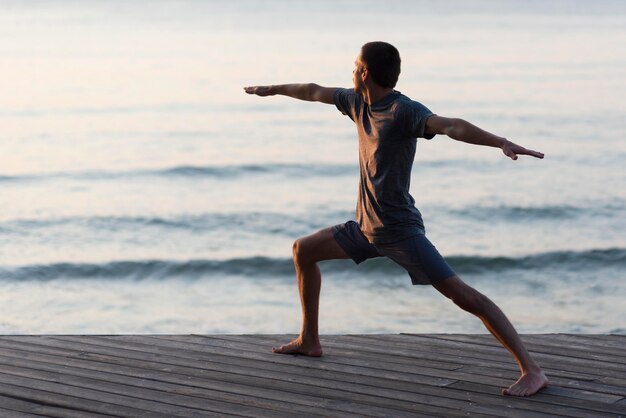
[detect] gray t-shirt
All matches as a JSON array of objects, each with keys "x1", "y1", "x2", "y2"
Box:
[{"x1": 334, "y1": 88, "x2": 435, "y2": 244}]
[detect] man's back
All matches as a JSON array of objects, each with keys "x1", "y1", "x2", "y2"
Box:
[{"x1": 334, "y1": 88, "x2": 436, "y2": 244}]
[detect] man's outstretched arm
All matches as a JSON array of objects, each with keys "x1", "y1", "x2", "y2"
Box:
[
  {"x1": 244, "y1": 84, "x2": 337, "y2": 104},
  {"x1": 426, "y1": 116, "x2": 544, "y2": 160}
]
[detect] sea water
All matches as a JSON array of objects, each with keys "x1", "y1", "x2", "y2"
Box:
[{"x1": 0, "y1": 0, "x2": 625, "y2": 334}]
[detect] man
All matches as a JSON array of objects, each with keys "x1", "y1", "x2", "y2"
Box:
[{"x1": 244, "y1": 41, "x2": 548, "y2": 397}]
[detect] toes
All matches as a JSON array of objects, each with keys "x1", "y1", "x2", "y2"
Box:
[
  {"x1": 272, "y1": 342, "x2": 298, "y2": 354},
  {"x1": 507, "y1": 385, "x2": 533, "y2": 397},
  {"x1": 504, "y1": 384, "x2": 522, "y2": 397},
  {"x1": 271, "y1": 340, "x2": 323, "y2": 357},
  {"x1": 274, "y1": 345, "x2": 290, "y2": 354}
]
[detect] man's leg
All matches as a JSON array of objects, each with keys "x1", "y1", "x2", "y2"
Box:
[
  {"x1": 272, "y1": 226, "x2": 350, "y2": 356},
  {"x1": 433, "y1": 276, "x2": 549, "y2": 396}
]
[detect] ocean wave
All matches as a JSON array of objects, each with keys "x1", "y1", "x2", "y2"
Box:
[
  {"x1": 446, "y1": 248, "x2": 626, "y2": 274},
  {"x1": 2, "y1": 198, "x2": 622, "y2": 238},
  {"x1": 0, "y1": 211, "x2": 353, "y2": 236},
  {"x1": 0, "y1": 257, "x2": 296, "y2": 281},
  {"x1": 158, "y1": 163, "x2": 356, "y2": 178},
  {"x1": 439, "y1": 199, "x2": 625, "y2": 222},
  {"x1": 0, "y1": 175, "x2": 19, "y2": 182},
  {"x1": 1, "y1": 158, "x2": 509, "y2": 184},
  {"x1": 0, "y1": 163, "x2": 358, "y2": 183},
  {"x1": 2, "y1": 248, "x2": 624, "y2": 281},
  {"x1": 448, "y1": 204, "x2": 585, "y2": 220}
]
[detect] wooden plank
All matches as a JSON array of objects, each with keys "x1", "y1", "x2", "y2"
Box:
[
  {"x1": 460, "y1": 365, "x2": 626, "y2": 398},
  {"x1": 362, "y1": 334, "x2": 626, "y2": 378},
  {"x1": 448, "y1": 381, "x2": 626, "y2": 418},
  {"x1": 2, "y1": 334, "x2": 456, "y2": 390},
  {"x1": 511, "y1": 335, "x2": 625, "y2": 360},
  {"x1": 196, "y1": 334, "x2": 466, "y2": 371},
  {"x1": 76, "y1": 334, "x2": 462, "y2": 386},
  {"x1": 132, "y1": 334, "x2": 624, "y2": 416},
  {"x1": 0, "y1": 335, "x2": 382, "y2": 393},
  {"x1": 191, "y1": 333, "x2": 614, "y2": 391},
  {"x1": 0, "y1": 363, "x2": 282, "y2": 418},
  {"x1": 380, "y1": 335, "x2": 626, "y2": 396},
  {"x1": 382, "y1": 335, "x2": 626, "y2": 387},
  {"x1": 0, "y1": 393, "x2": 111, "y2": 418},
  {"x1": 0, "y1": 351, "x2": 347, "y2": 418},
  {"x1": 0, "y1": 365, "x2": 250, "y2": 417},
  {"x1": 65, "y1": 335, "x2": 567, "y2": 418},
  {"x1": 414, "y1": 334, "x2": 626, "y2": 364},
  {"x1": 0, "y1": 346, "x2": 404, "y2": 418},
  {"x1": 200, "y1": 334, "x2": 525, "y2": 389},
  {"x1": 81, "y1": 336, "x2": 620, "y2": 416},
  {"x1": 217, "y1": 335, "x2": 462, "y2": 376},
  {"x1": 598, "y1": 376, "x2": 626, "y2": 388},
  {"x1": 0, "y1": 338, "x2": 457, "y2": 392},
  {"x1": 0, "y1": 335, "x2": 622, "y2": 418},
  {"x1": 544, "y1": 334, "x2": 626, "y2": 350},
  {"x1": 0, "y1": 408, "x2": 45, "y2": 418},
  {"x1": 318, "y1": 336, "x2": 626, "y2": 417},
  {"x1": 138, "y1": 334, "x2": 478, "y2": 385},
  {"x1": 219, "y1": 335, "x2": 626, "y2": 416},
  {"x1": 371, "y1": 334, "x2": 626, "y2": 372},
  {"x1": 49, "y1": 336, "x2": 475, "y2": 418},
  {"x1": 0, "y1": 336, "x2": 470, "y2": 418},
  {"x1": 402, "y1": 335, "x2": 613, "y2": 382},
  {"x1": 211, "y1": 333, "x2": 491, "y2": 370},
  {"x1": 430, "y1": 333, "x2": 626, "y2": 361},
  {"x1": 2, "y1": 334, "x2": 462, "y2": 374},
  {"x1": 458, "y1": 404, "x2": 555, "y2": 418},
  {"x1": 448, "y1": 386, "x2": 609, "y2": 418},
  {"x1": 418, "y1": 333, "x2": 625, "y2": 352},
  {"x1": 0, "y1": 380, "x2": 177, "y2": 418}
]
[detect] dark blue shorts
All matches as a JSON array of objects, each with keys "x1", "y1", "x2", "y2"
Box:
[{"x1": 332, "y1": 220, "x2": 457, "y2": 285}]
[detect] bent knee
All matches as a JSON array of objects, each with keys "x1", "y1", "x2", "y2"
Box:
[
  {"x1": 453, "y1": 290, "x2": 489, "y2": 314},
  {"x1": 292, "y1": 238, "x2": 314, "y2": 265}
]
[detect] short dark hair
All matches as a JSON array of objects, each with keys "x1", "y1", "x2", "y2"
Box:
[{"x1": 360, "y1": 41, "x2": 401, "y2": 88}]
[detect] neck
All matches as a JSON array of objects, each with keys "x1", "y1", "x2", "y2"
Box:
[{"x1": 362, "y1": 85, "x2": 395, "y2": 105}]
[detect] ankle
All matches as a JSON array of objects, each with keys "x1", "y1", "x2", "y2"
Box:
[
  {"x1": 522, "y1": 363, "x2": 543, "y2": 375},
  {"x1": 299, "y1": 331, "x2": 320, "y2": 343}
]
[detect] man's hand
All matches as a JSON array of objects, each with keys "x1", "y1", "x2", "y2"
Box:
[
  {"x1": 244, "y1": 86, "x2": 275, "y2": 96},
  {"x1": 501, "y1": 140, "x2": 544, "y2": 160},
  {"x1": 426, "y1": 116, "x2": 545, "y2": 161}
]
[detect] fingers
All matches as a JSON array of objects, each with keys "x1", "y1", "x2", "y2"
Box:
[
  {"x1": 243, "y1": 86, "x2": 272, "y2": 96},
  {"x1": 504, "y1": 144, "x2": 545, "y2": 160},
  {"x1": 503, "y1": 147, "x2": 518, "y2": 160},
  {"x1": 517, "y1": 148, "x2": 545, "y2": 159}
]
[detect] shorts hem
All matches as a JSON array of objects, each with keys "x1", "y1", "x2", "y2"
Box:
[{"x1": 331, "y1": 225, "x2": 368, "y2": 264}]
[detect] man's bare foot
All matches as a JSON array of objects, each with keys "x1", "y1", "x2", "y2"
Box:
[
  {"x1": 503, "y1": 369, "x2": 549, "y2": 396},
  {"x1": 272, "y1": 337, "x2": 323, "y2": 357}
]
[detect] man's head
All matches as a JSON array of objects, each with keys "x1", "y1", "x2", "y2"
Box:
[{"x1": 353, "y1": 41, "x2": 401, "y2": 94}]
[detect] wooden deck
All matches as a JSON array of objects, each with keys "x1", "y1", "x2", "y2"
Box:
[{"x1": 0, "y1": 334, "x2": 623, "y2": 417}]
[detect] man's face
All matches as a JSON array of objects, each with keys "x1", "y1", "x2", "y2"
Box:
[{"x1": 353, "y1": 54, "x2": 366, "y2": 94}]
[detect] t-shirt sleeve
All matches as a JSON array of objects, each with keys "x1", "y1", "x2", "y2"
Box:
[
  {"x1": 406, "y1": 100, "x2": 436, "y2": 140},
  {"x1": 333, "y1": 88, "x2": 360, "y2": 122}
]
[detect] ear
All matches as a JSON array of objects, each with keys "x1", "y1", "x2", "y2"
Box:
[{"x1": 361, "y1": 67, "x2": 368, "y2": 82}]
